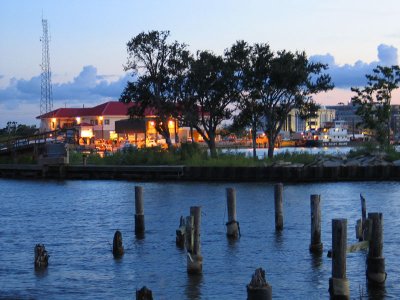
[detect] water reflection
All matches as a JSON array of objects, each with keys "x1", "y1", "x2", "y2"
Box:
[
  {"x1": 34, "y1": 267, "x2": 48, "y2": 278},
  {"x1": 310, "y1": 252, "x2": 323, "y2": 269},
  {"x1": 274, "y1": 230, "x2": 284, "y2": 249},
  {"x1": 367, "y1": 282, "x2": 387, "y2": 299},
  {"x1": 185, "y1": 274, "x2": 203, "y2": 300}
]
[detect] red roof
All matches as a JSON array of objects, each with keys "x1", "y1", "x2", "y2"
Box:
[{"x1": 37, "y1": 101, "x2": 156, "y2": 119}]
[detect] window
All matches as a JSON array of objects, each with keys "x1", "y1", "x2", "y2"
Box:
[{"x1": 104, "y1": 119, "x2": 110, "y2": 125}]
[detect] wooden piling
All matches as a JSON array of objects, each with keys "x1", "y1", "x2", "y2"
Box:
[
  {"x1": 135, "y1": 186, "x2": 145, "y2": 236},
  {"x1": 82, "y1": 154, "x2": 87, "y2": 166},
  {"x1": 246, "y1": 268, "x2": 272, "y2": 300},
  {"x1": 34, "y1": 244, "x2": 49, "y2": 269},
  {"x1": 176, "y1": 216, "x2": 186, "y2": 248},
  {"x1": 309, "y1": 194, "x2": 323, "y2": 253},
  {"x1": 329, "y1": 219, "x2": 350, "y2": 299},
  {"x1": 226, "y1": 187, "x2": 240, "y2": 238},
  {"x1": 366, "y1": 212, "x2": 386, "y2": 285},
  {"x1": 359, "y1": 194, "x2": 367, "y2": 241},
  {"x1": 274, "y1": 183, "x2": 283, "y2": 231},
  {"x1": 136, "y1": 286, "x2": 153, "y2": 300},
  {"x1": 112, "y1": 230, "x2": 124, "y2": 258},
  {"x1": 187, "y1": 206, "x2": 202, "y2": 274}
]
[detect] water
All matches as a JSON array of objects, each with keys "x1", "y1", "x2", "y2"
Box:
[
  {"x1": 1, "y1": 179, "x2": 399, "y2": 299},
  {"x1": 223, "y1": 146, "x2": 354, "y2": 159}
]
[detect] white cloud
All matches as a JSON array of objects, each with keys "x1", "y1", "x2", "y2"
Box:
[{"x1": 310, "y1": 43, "x2": 398, "y2": 89}]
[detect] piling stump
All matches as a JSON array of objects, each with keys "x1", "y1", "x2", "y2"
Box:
[
  {"x1": 274, "y1": 183, "x2": 283, "y2": 231},
  {"x1": 366, "y1": 213, "x2": 386, "y2": 285},
  {"x1": 226, "y1": 187, "x2": 240, "y2": 238},
  {"x1": 34, "y1": 244, "x2": 49, "y2": 269},
  {"x1": 309, "y1": 194, "x2": 323, "y2": 253},
  {"x1": 246, "y1": 268, "x2": 272, "y2": 300},
  {"x1": 136, "y1": 286, "x2": 153, "y2": 300},
  {"x1": 112, "y1": 230, "x2": 124, "y2": 258},
  {"x1": 329, "y1": 219, "x2": 350, "y2": 299},
  {"x1": 187, "y1": 206, "x2": 202, "y2": 274},
  {"x1": 176, "y1": 216, "x2": 186, "y2": 248},
  {"x1": 135, "y1": 186, "x2": 145, "y2": 236}
]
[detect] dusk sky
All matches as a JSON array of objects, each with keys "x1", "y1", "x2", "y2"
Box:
[{"x1": 1, "y1": 0, "x2": 399, "y2": 127}]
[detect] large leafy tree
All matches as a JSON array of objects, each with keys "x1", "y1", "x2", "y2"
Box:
[
  {"x1": 351, "y1": 65, "x2": 400, "y2": 148},
  {"x1": 225, "y1": 41, "x2": 273, "y2": 159},
  {"x1": 184, "y1": 50, "x2": 240, "y2": 157},
  {"x1": 259, "y1": 50, "x2": 333, "y2": 158},
  {"x1": 119, "y1": 30, "x2": 190, "y2": 150}
]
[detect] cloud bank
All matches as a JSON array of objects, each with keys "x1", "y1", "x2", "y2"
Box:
[
  {"x1": 0, "y1": 65, "x2": 131, "y2": 106},
  {"x1": 310, "y1": 43, "x2": 398, "y2": 88}
]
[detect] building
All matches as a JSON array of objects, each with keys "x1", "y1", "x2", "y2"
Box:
[
  {"x1": 281, "y1": 107, "x2": 336, "y2": 133},
  {"x1": 36, "y1": 101, "x2": 191, "y2": 147},
  {"x1": 326, "y1": 103, "x2": 362, "y2": 133}
]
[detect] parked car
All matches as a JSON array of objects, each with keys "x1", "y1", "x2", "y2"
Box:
[{"x1": 119, "y1": 142, "x2": 137, "y2": 152}]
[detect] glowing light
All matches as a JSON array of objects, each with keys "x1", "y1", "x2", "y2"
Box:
[
  {"x1": 81, "y1": 129, "x2": 93, "y2": 138},
  {"x1": 168, "y1": 120, "x2": 174, "y2": 128},
  {"x1": 99, "y1": 116, "x2": 104, "y2": 121},
  {"x1": 51, "y1": 118, "x2": 56, "y2": 122},
  {"x1": 149, "y1": 121, "x2": 155, "y2": 127},
  {"x1": 76, "y1": 117, "x2": 81, "y2": 124}
]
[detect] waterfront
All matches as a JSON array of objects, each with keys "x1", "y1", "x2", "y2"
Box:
[
  {"x1": 224, "y1": 146, "x2": 355, "y2": 159},
  {"x1": 1, "y1": 179, "x2": 399, "y2": 299}
]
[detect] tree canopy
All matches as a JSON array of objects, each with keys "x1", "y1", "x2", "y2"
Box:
[
  {"x1": 351, "y1": 65, "x2": 400, "y2": 148},
  {"x1": 120, "y1": 30, "x2": 191, "y2": 149},
  {"x1": 183, "y1": 50, "x2": 240, "y2": 157},
  {"x1": 120, "y1": 31, "x2": 333, "y2": 158}
]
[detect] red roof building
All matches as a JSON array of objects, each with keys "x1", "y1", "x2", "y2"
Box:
[{"x1": 36, "y1": 101, "x2": 186, "y2": 147}]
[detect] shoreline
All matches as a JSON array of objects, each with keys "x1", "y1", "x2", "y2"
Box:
[{"x1": 0, "y1": 164, "x2": 398, "y2": 182}]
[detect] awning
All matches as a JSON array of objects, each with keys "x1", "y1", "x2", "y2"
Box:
[{"x1": 115, "y1": 118, "x2": 146, "y2": 134}]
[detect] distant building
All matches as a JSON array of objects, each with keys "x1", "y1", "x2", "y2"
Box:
[
  {"x1": 281, "y1": 107, "x2": 335, "y2": 133},
  {"x1": 326, "y1": 103, "x2": 362, "y2": 133}
]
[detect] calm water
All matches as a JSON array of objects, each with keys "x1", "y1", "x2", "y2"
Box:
[
  {"x1": 1, "y1": 179, "x2": 399, "y2": 299},
  {"x1": 224, "y1": 146, "x2": 353, "y2": 158}
]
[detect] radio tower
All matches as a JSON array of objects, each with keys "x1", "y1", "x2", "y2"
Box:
[{"x1": 40, "y1": 18, "x2": 53, "y2": 115}]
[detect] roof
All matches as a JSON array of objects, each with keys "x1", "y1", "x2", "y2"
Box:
[{"x1": 37, "y1": 101, "x2": 156, "y2": 119}]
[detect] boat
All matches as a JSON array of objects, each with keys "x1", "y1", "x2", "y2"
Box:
[{"x1": 304, "y1": 121, "x2": 353, "y2": 147}]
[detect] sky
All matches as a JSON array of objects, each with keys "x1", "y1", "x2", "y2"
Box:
[{"x1": 0, "y1": 0, "x2": 399, "y2": 127}]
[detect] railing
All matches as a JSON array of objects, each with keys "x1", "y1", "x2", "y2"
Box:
[{"x1": 0, "y1": 129, "x2": 77, "y2": 154}]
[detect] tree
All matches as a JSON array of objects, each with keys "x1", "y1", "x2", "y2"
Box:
[
  {"x1": 120, "y1": 30, "x2": 191, "y2": 150},
  {"x1": 258, "y1": 50, "x2": 333, "y2": 158},
  {"x1": 183, "y1": 50, "x2": 240, "y2": 158},
  {"x1": 351, "y1": 65, "x2": 400, "y2": 148},
  {"x1": 225, "y1": 41, "x2": 273, "y2": 159}
]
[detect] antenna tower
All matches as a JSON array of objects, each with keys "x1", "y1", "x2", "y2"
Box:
[{"x1": 40, "y1": 18, "x2": 53, "y2": 115}]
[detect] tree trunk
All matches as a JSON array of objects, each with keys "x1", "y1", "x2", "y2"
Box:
[
  {"x1": 208, "y1": 138, "x2": 217, "y2": 158},
  {"x1": 165, "y1": 135, "x2": 172, "y2": 148},
  {"x1": 190, "y1": 126, "x2": 194, "y2": 143},
  {"x1": 251, "y1": 125, "x2": 257, "y2": 160},
  {"x1": 267, "y1": 137, "x2": 275, "y2": 158}
]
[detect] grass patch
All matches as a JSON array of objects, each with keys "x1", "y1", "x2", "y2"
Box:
[{"x1": 68, "y1": 143, "x2": 321, "y2": 167}]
